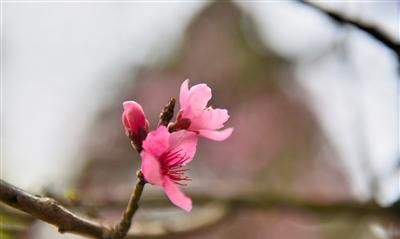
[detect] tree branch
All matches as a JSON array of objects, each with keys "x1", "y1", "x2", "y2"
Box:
[
  {"x1": 0, "y1": 179, "x2": 111, "y2": 238},
  {"x1": 138, "y1": 193, "x2": 400, "y2": 220},
  {"x1": 110, "y1": 171, "x2": 146, "y2": 239},
  {"x1": 296, "y1": 0, "x2": 400, "y2": 59}
]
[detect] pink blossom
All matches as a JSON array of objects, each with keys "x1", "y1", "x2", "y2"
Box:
[
  {"x1": 140, "y1": 126, "x2": 197, "y2": 212},
  {"x1": 175, "y1": 79, "x2": 233, "y2": 141},
  {"x1": 122, "y1": 101, "x2": 149, "y2": 150}
]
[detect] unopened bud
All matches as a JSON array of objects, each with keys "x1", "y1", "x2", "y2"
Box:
[{"x1": 122, "y1": 101, "x2": 149, "y2": 151}]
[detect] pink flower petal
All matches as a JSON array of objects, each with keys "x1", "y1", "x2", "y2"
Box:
[
  {"x1": 140, "y1": 151, "x2": 163, "y2": 185},
  {"x1": 198, "y1": 128, "x2": 233, "y2": 141},
  {"x1": 122, "y1": 111, "x2": 131, "y2": 129},
  {"x1": 168, "y1": 130, "x2": 198, "y2": 165},
  {"x1": 190, "y1": 108, "x2": 230, "y2": 130},
  {"x1": 179, "y1": 79, "x2": 190, "y2": 109},
  {"x1": 122, "y1": 101, "x2": 147, "y2": 132},
  {"x1": 186, "y1": 83, "x2": 212, "y2": 114},
  {"x1": 142, "y1": 126, "x2": 170, "y2": 157},
  {"x1": 163, "y1": 177, "x2": 192, "y2": 212}
]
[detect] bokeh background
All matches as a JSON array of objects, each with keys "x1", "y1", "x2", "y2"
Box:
[{"x1": 2, "y1": 1, "x2": 399, "y2": 238}]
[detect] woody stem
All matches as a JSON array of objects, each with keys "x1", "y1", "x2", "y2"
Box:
[{"x1": 110, "y1": 171, "x2": 146, "y2": 239}]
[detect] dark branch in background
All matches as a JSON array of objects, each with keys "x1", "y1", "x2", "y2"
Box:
[
  {"x1": 296, "y1": 0, "x2": 400, "y2": 60},
  {"x1": 106, "y1": 193, "x2": 400, "y2": 221},
  {"x1": 202, "y1": 194, "x2": 400, "y2": 219}
]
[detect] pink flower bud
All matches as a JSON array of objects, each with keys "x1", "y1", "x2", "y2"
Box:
[{"x1": 122, "y1": 101, "x2": 149, "y2": 151}]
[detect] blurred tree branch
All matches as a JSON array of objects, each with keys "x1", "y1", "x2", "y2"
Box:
[
  {"x1": 2, "y1": 179, "x2": 399, "y2": 239},
  {"x1": 297, "y1": 0, "x2": 400, "y2": 60},
  {"x1": 192, "y1": 193, "x2": 399, "y2": 219}
]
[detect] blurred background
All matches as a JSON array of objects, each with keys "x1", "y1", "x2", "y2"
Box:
[{"x1": 1, "y1": 1, "x2": 399, "y2": 238}]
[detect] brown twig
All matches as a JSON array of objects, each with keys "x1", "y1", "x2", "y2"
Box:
[
  {"x1": 159, "y1": 97, "x2": 176, "y2": 127},
  {"x1": 110, "y1": 171, "x2": 146, "y2": 239},
  {"x1": 296, "y1": 0, "x2": 400, "y2": 60},
  {"x1": 0, "y1": 179, "x2": 111, "y2": 238}
]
